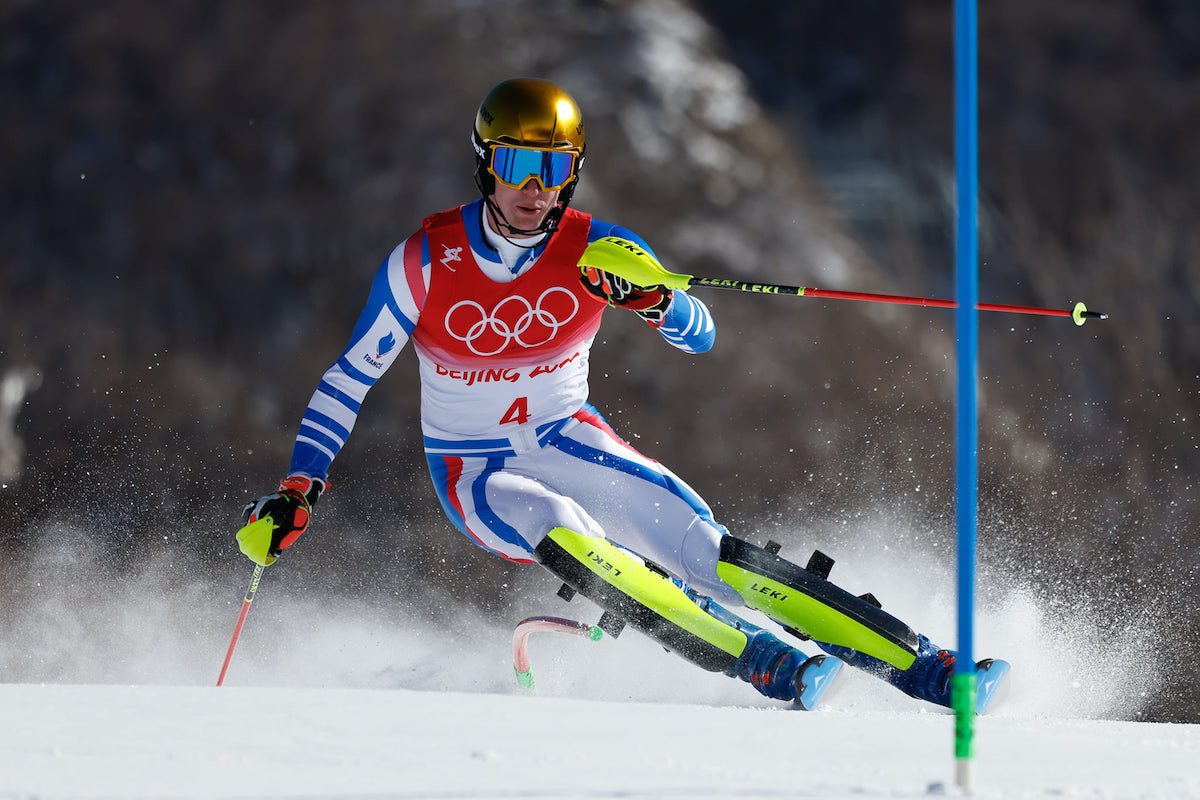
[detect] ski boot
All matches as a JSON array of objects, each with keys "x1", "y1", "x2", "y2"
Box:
[
  {"x1": 819, "y1": 635, "x2": 1009, "y2": 713},
  {"x1": 731, "y1": 628, "x2": 843, "y2": 709},
  {"x1": 684, "y1": 587, "x2": 842, "y2": 710}
]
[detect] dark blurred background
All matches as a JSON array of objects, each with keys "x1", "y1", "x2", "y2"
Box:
[{"x1": 2, "y1": 1, "x2": 1196, "y2": 720}]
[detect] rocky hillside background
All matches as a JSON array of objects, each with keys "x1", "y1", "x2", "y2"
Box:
[{"x1": 2, "y1": 1, "x2": 1197, "y2": 721}]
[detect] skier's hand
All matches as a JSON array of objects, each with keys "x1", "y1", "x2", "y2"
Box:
[
  {"x1": 237, "y1": 475, "x2": 326, "y2": 566},
  {"x1": 577, "y1": 236, "x2": 693, "y2": 291},
  {"x1": 581, "y1": 266, "x2": 673, "y2": 325}
]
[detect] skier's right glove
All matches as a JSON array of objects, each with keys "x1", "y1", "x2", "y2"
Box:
[{"x1": 237, "y1": 475, "x2": 326, "y2": 566}]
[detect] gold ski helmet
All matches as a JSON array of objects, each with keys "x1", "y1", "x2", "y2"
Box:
[{"x1": 472, "y1": 78, "x2": 586, "y2": 233}]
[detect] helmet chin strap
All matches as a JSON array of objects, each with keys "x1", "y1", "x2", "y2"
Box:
[
  {"x1": 472, "y1": 156, "x2": 579, "y2": 247},
  {"x1": 481, "y1": 194, "x2": 564, "y2": 248}
]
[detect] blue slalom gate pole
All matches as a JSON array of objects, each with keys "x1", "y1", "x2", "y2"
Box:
[{"x1": 953, "y1": 0, "x2": 980, "y2": 790}]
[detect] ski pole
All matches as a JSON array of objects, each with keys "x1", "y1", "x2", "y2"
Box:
[
  {"x1": 512, "y1": 616, "x2": 603, "y2": 691},
  {"x1": 217, "y1": 563, "x2": 265, "y2": 686},
  {"x1": 579, "y1": 237, "x2": 1108, "y2": 326},
  {"x1": 690, "y1": 278, "x2": 1107, "y2": 326}
]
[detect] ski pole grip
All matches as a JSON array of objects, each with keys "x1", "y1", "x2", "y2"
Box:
[{"x1": 577, "y1": 237, "x2": 694, "y2": 291}]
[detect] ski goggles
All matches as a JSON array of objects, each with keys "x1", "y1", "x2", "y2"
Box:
[{"x1": 488, "y1": 145, "x2": 579, "y2": 191}]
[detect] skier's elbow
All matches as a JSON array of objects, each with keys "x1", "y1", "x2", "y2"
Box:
[{"x1": 685, "y1": 328, "x2": 716, "y2": 354}]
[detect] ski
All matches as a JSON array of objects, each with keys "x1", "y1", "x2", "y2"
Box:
[
  {"x1": 794, "y1": 654, "x2": 843, "y2": 711},
  {"x1": 974, "y1": 658, "x2": 1010, "y2": 714}
]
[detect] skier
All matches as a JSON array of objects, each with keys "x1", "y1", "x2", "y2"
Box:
[{"x1": 239, "y1": 77, "x2": 1006, "y2": 711}]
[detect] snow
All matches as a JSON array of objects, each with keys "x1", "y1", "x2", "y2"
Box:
[
  {"x1": 5, "y1": 682, "x2": 1200, "y2": 799},
  {"x1": 2, "y1": 527, "x2": 1197, "y2": 798}
]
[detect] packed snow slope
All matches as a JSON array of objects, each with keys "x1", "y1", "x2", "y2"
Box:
[
  {"x1": 3, "y1": 542, "x2": 1199, "y2": 800},
  {"x1": 5, "y1": 682, "x2": 1200, "y2": 799}
]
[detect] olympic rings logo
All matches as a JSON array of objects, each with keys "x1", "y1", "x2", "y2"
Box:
[{"x1": 445, "y1": 287, "x2": 580, "y2": 356}]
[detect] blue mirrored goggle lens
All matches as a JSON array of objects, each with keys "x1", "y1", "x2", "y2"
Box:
[{"x1": 489, "y1": 146, "x2": 577, "y2": 190}]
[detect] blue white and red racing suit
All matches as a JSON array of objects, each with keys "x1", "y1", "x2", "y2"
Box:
[{"x1": 287, "y1": 199, "x2": 740, "y2": 603}]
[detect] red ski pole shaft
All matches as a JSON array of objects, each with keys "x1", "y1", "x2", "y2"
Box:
[
  {"x1": 217, "y1": 564, "x2": 265, "y2": 687},
  {"x1": 689, "y1": 277, "x2": 1108, "y2": 325},
  {"x1": 512, "y1": 616, "x2": 604, "y2": 692}
]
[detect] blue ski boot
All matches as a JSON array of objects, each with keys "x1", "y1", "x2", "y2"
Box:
[
  {"x1": 818, "y1": 635, "x2": 1009, "y2": 712},
  {"x1": 730, "y1": 628, "x2": 843, "y2": 709},
  {"x1": 683, "y1": 586, "x2": 842, "y2": 709}
]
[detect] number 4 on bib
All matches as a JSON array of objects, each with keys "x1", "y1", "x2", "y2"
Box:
[{"x1": 500, "y1": 397, "x2": 531, "y2": 426}]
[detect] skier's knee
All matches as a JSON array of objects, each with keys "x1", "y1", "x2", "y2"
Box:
[{"x1": 677, "y1": 516, "x2": 743, "y2": 606}]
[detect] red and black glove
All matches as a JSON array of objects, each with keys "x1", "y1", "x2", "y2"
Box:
[
  {"x1": 581, "y1": 267, "x2": 673, "y2": 325},
  {"x1": 239, "y1": 475, "x2": 326, "y2": 564}
]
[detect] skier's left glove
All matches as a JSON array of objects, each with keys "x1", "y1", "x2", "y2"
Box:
[
  {"x1": 237, "y1": 475, "x2": 326, "y2": 566},
  {"x1": 581, "y1": 267, "x2": 673, "y2": 325}
]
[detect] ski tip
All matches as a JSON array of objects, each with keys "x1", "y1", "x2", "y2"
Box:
[
  {"x1": 794, "y1": 654, "x2": 844, "y2": 711},
  {"x1": 974, "y1": 659, "x2": 1011, "y2": 714}
]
